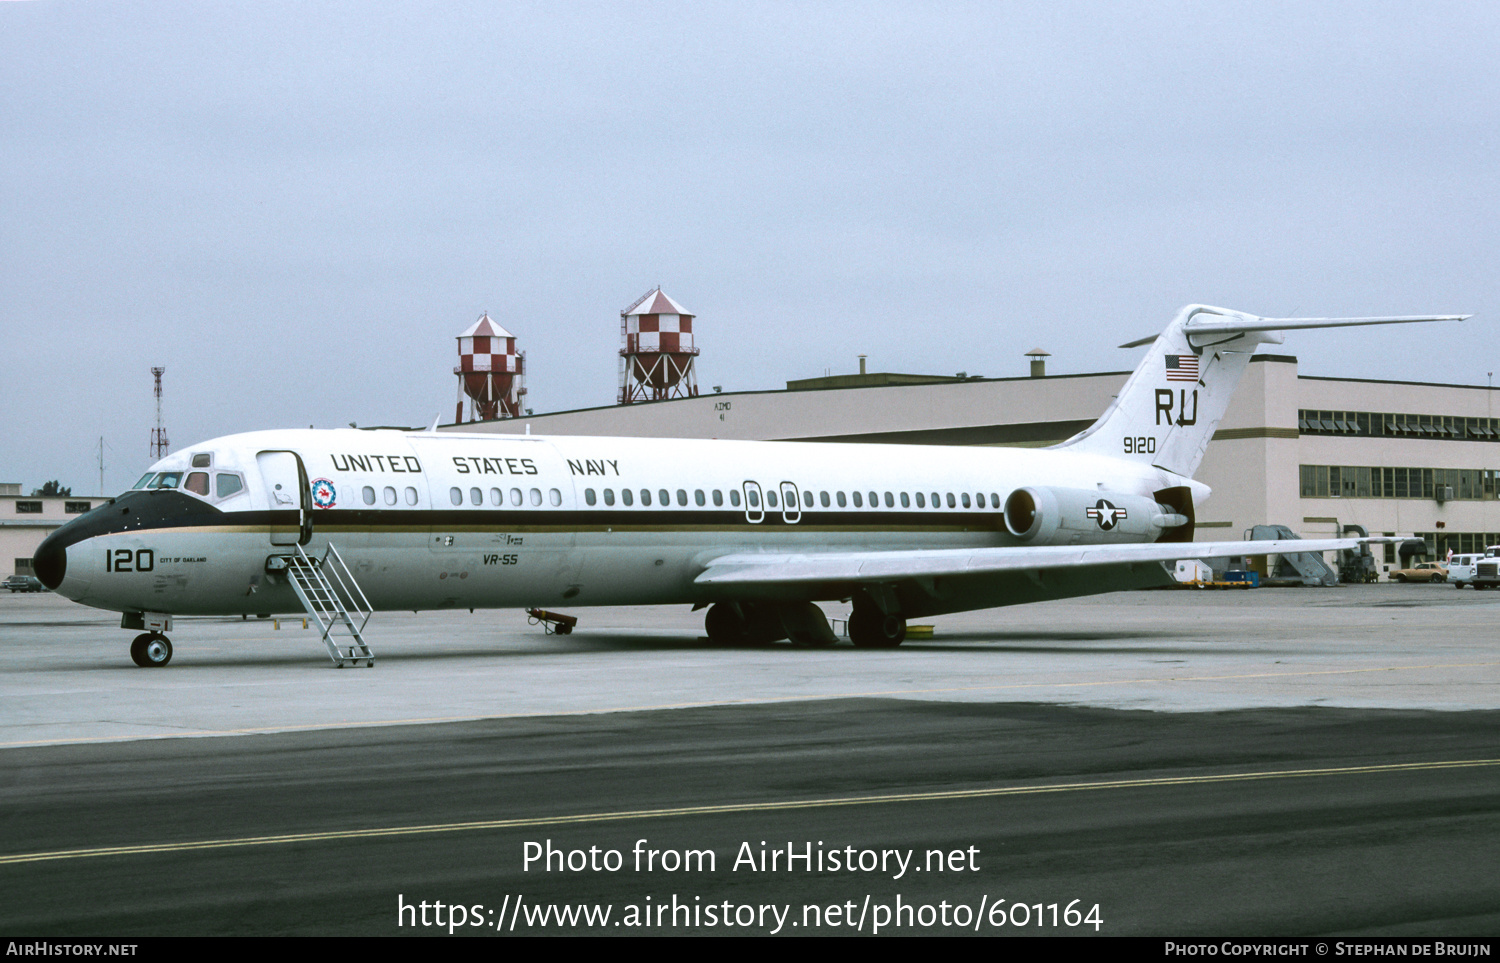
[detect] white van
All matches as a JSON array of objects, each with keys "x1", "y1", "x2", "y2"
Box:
[{"x1": 1448, "y1": 548, "x2": 1500, "y2": 589}]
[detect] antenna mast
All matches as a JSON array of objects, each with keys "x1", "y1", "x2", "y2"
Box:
[{"x1": 150, "y1": 367, "x2": 169, "y2": 459}]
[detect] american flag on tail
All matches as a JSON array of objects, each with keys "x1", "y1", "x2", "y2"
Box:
[{"x1": 1165, "y1": 355, "x2": 1199, "y2": 381}]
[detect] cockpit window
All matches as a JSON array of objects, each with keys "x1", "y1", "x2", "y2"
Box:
[
  {"x1": 215, "y1": 473, "x2": 244, "y2": 499},
  {"x1": 191, "y1": 453, "x2": 212, "y2": 468},
  {"x1": 184, "y1": 472, "x2": 210, "y2": 496},
  {"x1": 133, "y1": 473, "x2": 155, "y2": 490},
  {"x1": 152, "y1": 472, "x2": 184, "y2": 490}
]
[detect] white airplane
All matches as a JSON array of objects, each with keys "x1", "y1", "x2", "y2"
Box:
[{"x1": 34, "y1": 305, "x2": 1466, "y2": 667}]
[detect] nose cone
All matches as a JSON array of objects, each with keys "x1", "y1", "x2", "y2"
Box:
[{"x1": 33, "y1": 528, "x2": 67, "y2": 590}]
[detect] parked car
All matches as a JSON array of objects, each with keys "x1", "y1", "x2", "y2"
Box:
[
  {"x1": 1388, "y1": 561, "x2": 1448, "y2": 583},
  {"x1": 3, "y1": 575, "x2": 45, "y2": 593}
]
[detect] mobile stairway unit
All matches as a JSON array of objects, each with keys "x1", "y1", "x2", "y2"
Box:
[{"x1": 272, "y1": 543, "x2": 375, "y2": 667}]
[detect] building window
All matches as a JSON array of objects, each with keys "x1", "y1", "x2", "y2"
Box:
[
  {"x1": 65, "y1": 501, "x2": 91, "y2": 514},
  {"x1": 1300, "y1": 408, "x2": 1500, "y2": 441},
  {"x1": 1302, "y1": 464, "x2": 1499, "y2": 500},
  {"x1": 14, "y1": 501, "x2": 41, "y2": 514}
]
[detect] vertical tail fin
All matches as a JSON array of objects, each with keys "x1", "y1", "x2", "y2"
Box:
[{"x1": 1053, "y1": 305, "x2": 1467, "y2": 478}]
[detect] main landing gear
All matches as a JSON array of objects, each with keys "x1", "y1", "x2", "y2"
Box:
[
  {"x1": 705, "y1": 600, "x2": 907, "y2": 648},
  {"x1": 129, "y1": 633, "x2": 173, "y2": 667}
]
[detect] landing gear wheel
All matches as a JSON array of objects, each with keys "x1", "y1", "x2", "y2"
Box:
[
  {"x1": 848, "y1": 609, "x2": 906, "y2": 649},
  {"x1": 705, "y1": 603, "x2": 746, "y2": 645},
  {"x1": 130, "y1": 633, "x2": 173, "y2": 667},
  {"x1": 705, "y1": 603, "x2": 783, "y2": 646}
]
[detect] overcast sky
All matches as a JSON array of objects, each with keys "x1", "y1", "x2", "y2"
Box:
[{"x1": 3, "y1": 1, "x2": 1496, "y2": 494}]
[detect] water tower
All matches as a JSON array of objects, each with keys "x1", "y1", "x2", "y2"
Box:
[
  {"x1": 454, "y1": 313, "x2": 526, "y2": 423},
  {"x1": 618, "y1": 287, "x2": 699, "y2": 404}
]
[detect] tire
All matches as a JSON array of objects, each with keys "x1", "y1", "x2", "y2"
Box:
[
  {"x1": 848, "y1": 609, "x2": 906, "y2": 649},
  {"x1": 705, "y1": 603, "x2": 747, "y2": 645},
  {"x1": 129, "y1": 633, "x2": 172, "y2": 667}
]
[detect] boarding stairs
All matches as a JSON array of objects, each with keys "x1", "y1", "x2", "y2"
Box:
[
  {"x1": 1245, "y1": 525, "x2": 1340, "y2": 587},
  {"x1": 283, "y1": 543, "x2": 375, "y2": 667}
]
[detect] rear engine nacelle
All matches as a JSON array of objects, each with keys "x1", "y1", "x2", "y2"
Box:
[{"x1": 1003, "y1": 486, "x2": 1189, "y2": 545}]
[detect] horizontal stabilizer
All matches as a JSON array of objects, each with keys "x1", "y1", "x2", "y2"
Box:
[{"x1": 1118, "y1": 311, "x2": 1468, "y2": 348}]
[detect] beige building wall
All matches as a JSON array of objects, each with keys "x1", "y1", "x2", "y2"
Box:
[
  {"x1": 1194, "y1": 356, "x2": 1300, "y2": 535},
  {"x1": 0, "y1": 490, "x2": 103, "y2": 576}
]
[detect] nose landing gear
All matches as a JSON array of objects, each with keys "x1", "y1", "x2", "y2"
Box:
[{"x1": 129, "y1": 633, "x2": 173, "y2": 667}]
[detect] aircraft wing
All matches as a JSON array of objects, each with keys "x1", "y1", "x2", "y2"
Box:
[{"x1": 695, "y1": 537, "x2": 1376, "y2": 588}]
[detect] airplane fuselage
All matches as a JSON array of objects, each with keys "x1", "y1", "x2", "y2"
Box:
[{"x1": 38, "y1": 428, "x2": 1198, "y2": 620}]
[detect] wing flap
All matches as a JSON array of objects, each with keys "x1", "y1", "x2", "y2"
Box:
[{"x1": 695, "y1": 538, "x2": 1376, "y2": 587}]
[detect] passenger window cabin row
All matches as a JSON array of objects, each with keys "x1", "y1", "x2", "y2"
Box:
[
  {"x1": 578, "y1": 487, "x2": 1003, "y2": 509},
  {"x1": 141, "y1": 474, "x2": 1000, "y2": 512},
  {"x1": 446, "y1": 487, "x2": 563, "y2": 507}
]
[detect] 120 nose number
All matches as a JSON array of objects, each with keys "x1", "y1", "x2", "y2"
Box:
[{"x1": 105, "y1": 549, "x2": 155, "y2": 572}]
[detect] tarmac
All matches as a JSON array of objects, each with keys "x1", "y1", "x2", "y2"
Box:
[
  {"x1": 3, "y1": 584, "x2": 1499, "y2": 936},
  {"x1": 1, "y1": 583, "x2": 1497, "y2": 748}
]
